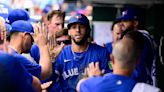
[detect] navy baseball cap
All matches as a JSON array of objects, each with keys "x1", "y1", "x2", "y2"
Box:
[
  {"x1": 8, "y1": 9, "x2": 30, "y2": 24},
  {"x1": 0, "y1": 3, "x2": 12, "y2": 22},
  {"x1": 67, "y1": 13, "x2": 90, "y2": 29},
  {"x1": 10, "y1": 20, "x2": 34, "y2": 33},
  {"x1": 117, "y1": 8, "x2": 139, "y2": 21}
]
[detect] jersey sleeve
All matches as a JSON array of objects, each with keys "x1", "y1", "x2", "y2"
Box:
[
  {"x1": 99, "y1": 48, "x2": 113, "y2": 73},
  {"x1": 12, "y1": 60, "x2": 35, "y2": 92},
  {"x1": 30, "y1": 44, "x2": 40, "y2": 64},
  {"x1": 14, "y1": 54, "x2": 41, "y2": 78},
  {"x1": 80, "y1": 77, "x2": 100, "y2": 92},
  {"x1": 0, "y1": 52, "x2": 35, "y2": 92}
]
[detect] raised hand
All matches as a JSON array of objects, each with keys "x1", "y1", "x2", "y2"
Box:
[
  {"x1": 48, "y1": 35, "x2": 65, "y2": 62},
  {"x1": 41, "y1": 81, "x2": 53, "y2": 91},
  {"x1": 87, "y1": 62, "x2": 105, "y2": 77},
  {"x1": 33, "y1": 23, "x2": 48, "y2": 47}
]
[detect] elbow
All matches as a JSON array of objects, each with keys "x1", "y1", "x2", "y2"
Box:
[{"x1": 32, "y1": 76, "x2": 42, "y2": 92}]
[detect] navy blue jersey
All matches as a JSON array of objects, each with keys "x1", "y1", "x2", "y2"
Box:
[
  {"x1": 105, "y1": 42, "x2": 113, "y2": 54},
  {"x1": 9, "y1": 47, "x2": 41, "y2": 78},
  {"x1": 0, "y1": 51, "x2": 35, "y2": 92},
  {"x1": 80, "y1": 73, "x2": 137, "y2": 92},
  {"x1": 132, "y1": 30, "x2": 157, "y2": 85},
  {"x1": 30, "y1": 44, "x2": 40, "y2": 64},
  {"x1": 49, "y1": 43, "x2": 111, "y2": 92}
]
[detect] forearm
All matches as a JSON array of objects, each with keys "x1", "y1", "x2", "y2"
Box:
[
  {"x1": 39, "y1": 45, "x2": 52, "y2": 80},
  {"x1": 32, "y1": 76, "x2": 42, "y2": 92},
  {"x1": 76, "y1": 77, "x2": 88, "y2": 92}
]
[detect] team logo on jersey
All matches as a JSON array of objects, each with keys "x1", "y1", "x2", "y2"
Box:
[
  {"x1": 64, "y1": 59, "x2": 71, "y2": 62},
  {"x1": 62, "y1": 67, "x2": 79, "y2": 80},
  {"x1": 122, "y1": 10, "x2": 127, "y2": 16}
]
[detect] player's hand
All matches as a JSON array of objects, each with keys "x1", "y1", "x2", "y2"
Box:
[
  {"x1": 87, "y1": 62, "x2": 105, "y2": 77},
  {"x1": 41, "y1": 81, "x2": 53, "y2": 90},
  {"x1": 33, "y1": 23, "x2": 48, "y2": 47},
  {"x1": 48, "y1": 35, "x2": 65, "y2": 62}
]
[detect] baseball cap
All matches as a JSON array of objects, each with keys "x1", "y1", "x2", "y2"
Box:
[
  {"x1": 5, "y1": 23, "x2": 11, "y2": 32},
  {"x1": 117, "y1": 8, "x2": 139, "y2": 21},
  {"x1": 8, "y1": 9, "x2": 30, "y2": 24},
  {"x1": 0, "y1": 3, "x2": 12, "y2": 22},
  {"x1": 10, "y1": 20, "x2": 34, "y2": 33},
  {"x1": 67, "y1": 13, "x2": 90, "y2": 29}
]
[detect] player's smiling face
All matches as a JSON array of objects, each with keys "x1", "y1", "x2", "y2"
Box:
[{"x1": 68, "y1": 23, "x2": 87, "y2": 45}]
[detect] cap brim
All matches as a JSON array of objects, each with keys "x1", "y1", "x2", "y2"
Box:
[{"x1": 28, "y1": 18, "x2": 39, "y2": 23}]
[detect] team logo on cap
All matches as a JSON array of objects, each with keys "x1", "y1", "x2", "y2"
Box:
[
  {"x1": 122, "y1": 10, "x2": 127, "y2": 16},
  {"x1": 76, "y1": 15, "x2": 82, "y2": 19}
]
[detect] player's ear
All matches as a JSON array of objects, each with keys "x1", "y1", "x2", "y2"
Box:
[
  {"x1": 133, "y1": 20, "x2": 139, "y2": 28},
  {"x1": 68, "y1": 30, "x2": 71, "y2": 36}
]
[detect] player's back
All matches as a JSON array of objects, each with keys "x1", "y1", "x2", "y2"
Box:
[
  {"x1": 0, "y1": 51, "x2": 35, "y2": 92},
  {"x1": 80, "y1": 73, "x2": 136, "y2": 92}
]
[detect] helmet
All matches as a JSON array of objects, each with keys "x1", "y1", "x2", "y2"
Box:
[{"x1": 67, "y1": 13, "x2": 90, "y2": 30}]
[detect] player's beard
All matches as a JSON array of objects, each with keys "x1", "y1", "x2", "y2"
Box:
[{"x1": 72, "y1": 33, "x2": 88, "y2": 46}]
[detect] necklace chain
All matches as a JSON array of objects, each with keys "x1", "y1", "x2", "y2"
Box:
[{"x1": 71, "y1": 44, "x2": 89, "y2": 60}]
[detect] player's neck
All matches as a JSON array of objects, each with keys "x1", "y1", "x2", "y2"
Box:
[
  {"x1": 72, "y1": 42, "x2": 89, "y2": 53},
  {"x1": 113, "y1": 67, "x2": 133, "y2": 77},
  {"x1": 9, "y1": 40, "x2": 22, "y2": 54}
]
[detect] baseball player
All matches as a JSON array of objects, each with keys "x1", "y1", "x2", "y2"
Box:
[
  {"x1": 105, "y1": 20, "x2": 122, "y2": 55},
  {"x1": 118, "y1": 8, "x2": 157, "y2": 86},
  {"x1": 8, "y1": 20, "x2": 51, "y2": 80},
  {"x1": 48, "y1": 13, "x2": 111, "y2": 92},
  {"x1": 30, "y1": 10, "x2": 66, "y2": 63}
]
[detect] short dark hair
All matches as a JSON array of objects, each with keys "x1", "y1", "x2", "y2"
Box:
[
  {"x1": 47, "y1": 10, "x2": 65, "y2": 21},
  {"x1": 111, "y1": 20, "x2": 121, "y2": 31},
  {"x1": 123, "y1": 30, "x2": 145, "y2": 53},
  {"x1": 9, "y1": 31, "x2": 20, "y2": 39}
]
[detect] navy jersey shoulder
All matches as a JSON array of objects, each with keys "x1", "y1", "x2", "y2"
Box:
[
  {"x1": 132, "y1": 30, "x2": 157, "y2": 85},
  {"x1": 30, "y1": 44, "x2": 40, "y2": 63},
  {"x1": 80, "y1": 73, "x2": 137, "y2": 92},
  {"x1": 49, "y1": 43, "x2": 111, "y2": 92},
  {"x1": 12, "y1": 51, "x2": 41, "y2": 78},
  {"x1": 0, "y1": 52, "x2": 35, "y2": 92}
]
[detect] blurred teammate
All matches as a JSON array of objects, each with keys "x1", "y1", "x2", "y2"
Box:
[
  {"x1": 48, "y1": 13, "x2": 111, "y2": 92},
  {"x1": 56, "y1": 28, "x2": 71, "y2": 45},
  {"x1": 118, "y1": 8, "x2": 157, "y2": 85},
  {"x1": 0, "y1": 51, "x2": 41, "y2": 92},
  {"x1": 0, "y1": 16, "x2": 6, "y2": 50},
  {"x1": 8, "y1": 20, "x2": 51, "y2": 80},
  {"x1": 105, "y1": 20, "x2": 123, "y2": 55},
  {"x1": 30, "y1": 10, "x2": 66, "y2": 63}
]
